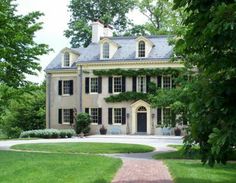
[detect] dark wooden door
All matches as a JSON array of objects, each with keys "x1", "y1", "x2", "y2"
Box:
[{"x1": 137, "y1": 113, "x2": 147, "y2": 132}]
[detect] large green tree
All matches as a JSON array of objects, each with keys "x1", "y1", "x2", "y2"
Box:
[
  {"x1": 65, "y1": 0, "x2": 136, "y2": 47},
  {"x1": 0, "y1": 0, "x2": 50, "y2": 88},
  {"x1": 0, "y1": 82, "x2": 46, "y2": 138},
  {"x1": 138, "y1": 0, "x2": 182, "y2": 35},
  {"x1": 173, "y1": 0, "x2": 236, "y2": 166}
]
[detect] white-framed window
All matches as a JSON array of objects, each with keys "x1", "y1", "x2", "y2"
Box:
[
  {"x1": 90, "y1": 78, "x2": 98, "y2": 93},
  {"x1": 113, "y1": 76, "x2": 122, "y2": 93},
  {"x1": 63, "y1": 80, "x2": 71, "y2": 95},
  {"x1": 63, "y1": 52, "x2": 70, "y2": 67},
  {"x1": 103, "y1": 42, "x2": 109, "y2": 59},
  {"x1": 63, "y1": 109, "x2": 71, "y2": 124},
  {"x1": 163, "y1": 76, "x2": 171, "y2": 89},
  {"x1": 138, "y1": 41, "x2": 145, "y2": 57},
  {"x1": 90, "y1": 108, "x2": 98, "y2": 124},
  {"x1": 137, "y1": 76, "x2": 146, "y2": 93},
  {"x1": 114, "y1": 108, "x2": 122, "y2": 124},
  {"x1": 163, "y1": 108, "x2": 171, "y2": 124}
]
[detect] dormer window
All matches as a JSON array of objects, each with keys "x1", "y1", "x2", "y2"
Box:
[
  {"x1": 63, "y1": 52, "x2": 70, "y2": 67},
  {"x1": 138, "y1": 41, "x2": 145, "y2": 58},
  {"x1": 103, "y1": 42, "x2": 109, "y2": 59}
]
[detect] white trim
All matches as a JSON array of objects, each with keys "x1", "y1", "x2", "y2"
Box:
[
  {"x1": 113, "y1": 108, "x2": 122, "y2": 125},
  {"x1": 137, "y1": 76, "x2": 147, "y2": 93},
  {"x1": 62, "y1": 109, "x2": 71, "y2": 125},
  {"x1": 90, "y1": 77, "x2": 99, "y2": 94},
  {"x1": 113, "y1": 76, "x2": 122, "y2": 93}
]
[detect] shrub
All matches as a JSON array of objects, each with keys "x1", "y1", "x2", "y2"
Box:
[
  {"x1": 76, "y1": 113, "x2": 91, "y2": 134},
  {"x1": 20, "y1": 129, "x2": 76, "y2": 139}
]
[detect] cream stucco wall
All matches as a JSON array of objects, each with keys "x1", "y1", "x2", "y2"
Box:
[{"x1": 46, "y1": 60, "x2": 185, "y2": 135}]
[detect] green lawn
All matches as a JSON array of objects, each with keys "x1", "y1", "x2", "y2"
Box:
[
  {"x1": 154, "y1": 145, "x2": 236, "y2": 183},
  {"x1": 0, "y1": 151, "x2": 121, "y2": 183},
  {"x1": 165, "y1": 160, "x2": 236, "y2": 183},
  {"x1": 12, "y1": 142, "x2": 154, "y2": 154},
  {"x1": 154, "y1": 145, "x2": 236, "y2": 160}
]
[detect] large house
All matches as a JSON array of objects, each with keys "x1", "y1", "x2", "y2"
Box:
[{"x1": 45, "y1": 20, "x2": 184, "y2": 135}]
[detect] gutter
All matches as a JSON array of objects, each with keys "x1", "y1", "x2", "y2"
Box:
[
  {"x1": 79, "y1": 65, "x2": 83, "y2": 112},
  {"x1": 47, "y1": 73, "x2": 51, "y2": 128}
]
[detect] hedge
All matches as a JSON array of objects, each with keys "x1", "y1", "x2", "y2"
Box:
[{"x1": 20, "y1": 129, "x2": 76, "y2": 139}]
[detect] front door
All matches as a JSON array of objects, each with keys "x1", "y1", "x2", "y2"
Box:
[{"x1": 137, "y1": 113, "x2": 147, "y2": 132}]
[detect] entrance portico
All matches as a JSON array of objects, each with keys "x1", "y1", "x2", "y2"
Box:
[{"x1": 131, "y1": 100, "x2": 151, "y2": 134}]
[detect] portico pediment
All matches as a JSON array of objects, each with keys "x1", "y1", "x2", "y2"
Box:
[{"x1": 130, "y1": 99, "x2": 150, "y2": 108}]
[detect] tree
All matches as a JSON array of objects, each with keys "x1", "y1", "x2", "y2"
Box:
[
  {"x1": 65, "y1": 0, "x2": 136, "y2": 47},
  {"x1": 0, "y1": 82, "x2": 46, "y2": 138},
  {"x1": 0, "y1": 0, "x2": 50, "y2": 88},
  {"x1": 138, "y1": 0, "x2": 182, "y2": 35},
  {"x1": 173, "y1": 0, "x2": 236, "y2": 166}
]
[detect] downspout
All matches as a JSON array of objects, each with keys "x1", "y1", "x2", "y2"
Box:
[
  {"x1": 79, "y1": 65, "x2": 83, "y2": 112},
  {"x1": 47, "y1": 73, "x2": 51, "y2": 128}
]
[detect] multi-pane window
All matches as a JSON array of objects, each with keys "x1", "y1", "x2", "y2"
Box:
[
  {"x1": 114, "y1": 108, "x2": 122, "y2": 124},
  {"x1": 90, "y1": 108, "x2": 98, "y2": 124},
  {"x1": 163, "y1": 76, "x2": 171, "y2": 89},
  {"x1": 137, "y1": 76, "x2": 146, "y2": 93},
  {"x1": 63, "y1": 109, "x2": 71, "y2": 124},
  {"x1": 103, "y1": 42, "x2": 109, "y2": 59},
  {"x1": 63, "y1": 80, "x2": 71, "y2": 95},
  {"x1": 138, "y1": 41, "x2": 145, "y2": 57},
  {"x1": 90, "y1": 78, "x2": 98, "y2": 93},
  {"x1": 113, "y1": 77, "x2": 122, "y2": 93},
  {"x1": 163, "y1": 108, "x2": 171, "y2": 124},
  {"x1": 64, "y1": 52, "x2": 70, "y2": 67}
]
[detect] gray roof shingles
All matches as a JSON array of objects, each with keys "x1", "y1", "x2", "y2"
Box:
[{"x1": 45, "y1": 35, "x2": 173, "y2": 71}]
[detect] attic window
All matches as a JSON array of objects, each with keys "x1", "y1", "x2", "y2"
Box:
[
  {"x1": 63, "y1": 52, "x2": 70, "y2": 67},
  {"x1": 103, "y1": 42, "x2": 109, "y2": 59},
  {"x1": 138, "y1": 41, "x2": 145, "y2": 58}
]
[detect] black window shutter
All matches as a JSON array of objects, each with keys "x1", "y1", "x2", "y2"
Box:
[
  {"x1": 122, "y1": 77, "x2": 126, "y2": 92},
  {"x1": 69, "y1": 80, "x2": 73, "y2": 95},
  {"x1": 157, "y1": 108, "x2": 162, "y2": 124},
  {"x1": 172, "y1": 77, "x2": 176, "y2": 88},
  {"x1": 98, "y1": 77, "x2": 102, "y2": 93},
  {"x1": 85, "y1": 108, "x2": 89, "y2": 114},
  {"x1": 58, "y1": 80, "x2": 62, "y2": 95},
  {"x1": 108, "y1": 77, "x2": 113, "y2": 93},
  {"x1": 157, "y1": 76, "x2": 162, "y2": 88},
  {"x1": 108, "y1": 108, "x2": 113, "y2": 124},
  {"x1": 98, "y1": 108, "x2": 102, "y2": 124},
  {"x1": 58, "y1": 109, "x2": 62, "y2": 124},
  {"x1": 122, "y1": 108, "x2": 126, "y2": 125},
  {"x1": 85, "y1": 77, "x2": 90, "y2": 93},
  {"x1": 70, "y1": 109, "x2": 74, "y2": 124},
  {"x1": 132, "y1": 77, "x2": 137, "y2": 92},
  {"x1": 146, "y1": 76, "x2": 151, "y2": 93}
]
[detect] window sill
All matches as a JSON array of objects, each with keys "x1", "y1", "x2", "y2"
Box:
[
  {"x1": 62, "y1": 122, "x2": 70, "y2": 125},
  {"x1": 91, "y1": 123, "x2": 99, "y2": 125},
  {"x1": 89, "y1": 92, "x2": 99, "y2": 95},
  {"x1": 112, "y1": 123, "x2": 122, "y2": 126},
  {"x1": 62, "y1": 94, "x2": 71, "y2": 97}
]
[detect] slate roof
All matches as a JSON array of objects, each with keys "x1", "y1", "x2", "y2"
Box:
[{"x1": 45, "y1": 35, "x2": 173, "y2": 71}]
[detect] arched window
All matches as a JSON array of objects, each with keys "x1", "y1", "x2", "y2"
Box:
[
  {"x1": 138, "y1": 41, "x2": 145, "y2": 57},
  {"x1": 103, "y1": 42, "x2": 109, "y2": 59},
  {"x1": 63, "y1": 52, "x2": 70, "y2": 67},
  {"x1": 137, "y1": 106, "x2": 147, "y2": 112}
]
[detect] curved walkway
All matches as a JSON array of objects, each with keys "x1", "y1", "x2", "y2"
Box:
[{"x1": 0, "y1": 135, "x2": 182, "y2": 183}]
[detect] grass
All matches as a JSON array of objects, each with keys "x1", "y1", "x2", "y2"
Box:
[
  {"x1": 165, "y1": 160, "x2": 236, "y2": 183},
  {"x1": 0, "y1": 151, "x2": 121, "y2": 183},
  {"x1": 154, "y1": 145, "x2": 236, "y2": 160},
  {"x1": 12, "y1": 142, "x2": 154, "y2": 154}
]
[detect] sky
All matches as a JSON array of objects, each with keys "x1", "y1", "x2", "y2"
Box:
[{"x1": 16, "y1": 0, "x2": 147, "y2": 83}]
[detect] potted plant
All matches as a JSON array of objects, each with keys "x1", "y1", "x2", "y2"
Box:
[
  {"x1": 174, "y1": 127, "x2": 181, "y2": 136},
  {"x1": 99, "y1": 125, "x2": 107, "y2": 135},
  {"x1": 76, "y1": 113, "x2": 91, "y2": 136}
]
